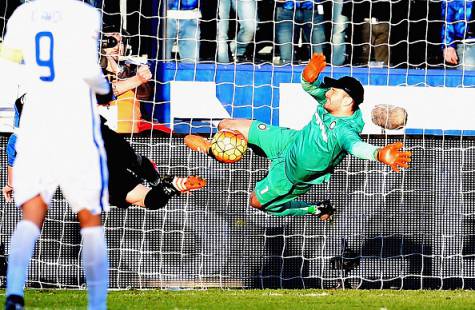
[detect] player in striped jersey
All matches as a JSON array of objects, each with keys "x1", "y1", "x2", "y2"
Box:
[{"x1": 2, "y1": 1, "x2": 112, "y2": 309}]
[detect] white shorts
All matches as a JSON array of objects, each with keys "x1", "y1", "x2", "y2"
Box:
[{"x1": 13, "y1": 140, "x2": 109, "y2": 215}]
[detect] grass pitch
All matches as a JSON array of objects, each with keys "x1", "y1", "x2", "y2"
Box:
[{"x1": 1, "y1": 289, "x2": 475, "y2": 309}]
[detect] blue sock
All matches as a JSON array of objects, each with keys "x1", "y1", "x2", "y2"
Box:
[
  {"x1": 6, "y1": 220, "x2": 41, "y2": 297},
  {"x1": 81, "y1": 226, "x2": 108, "y2": 310}
]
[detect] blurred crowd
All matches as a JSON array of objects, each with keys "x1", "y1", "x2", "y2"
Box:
[
  {"x1": 2, "y1": 0, "x2": 475, "y2": 69},
  {"x1": 1, "y1": 0, "x2": 473, "y2": 131}
]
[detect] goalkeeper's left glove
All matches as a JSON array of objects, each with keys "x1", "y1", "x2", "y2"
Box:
[
  {"x1": 302, "y1": 53, "x2": 326, "y2": 83},
  {"x1": 377, "y1": 142, "x2": 412, "y2": 172}
]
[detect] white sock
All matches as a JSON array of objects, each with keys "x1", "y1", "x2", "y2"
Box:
[
  {"x1": 6, "y1": 220, "x2": 41, "y2": 297},
  {"x1": 81, "y1": 226, "x2": 108, "y2": 310}
]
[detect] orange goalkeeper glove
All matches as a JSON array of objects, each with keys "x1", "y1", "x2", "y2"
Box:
[
  {"x1": 377, "y1": 142, "x2": 412, "y2": 173},
  {"x1": 302, "y1": 53, "x2": 326, "y2": 83}
]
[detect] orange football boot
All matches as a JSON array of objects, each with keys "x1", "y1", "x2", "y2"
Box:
[
  {"x1": 172, "y1": 176, "x2": 207, "y2": 193},
  {"x1": 184, "y1": 135, "x2": 212, "y2": 155}
]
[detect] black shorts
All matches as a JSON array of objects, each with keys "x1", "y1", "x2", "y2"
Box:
[
  {"x1": 108, "y1": 169, "x2": 140, "y2": 209},
  {"x1": 100, "y1": 117, "x2": 141, "y2": 208}
]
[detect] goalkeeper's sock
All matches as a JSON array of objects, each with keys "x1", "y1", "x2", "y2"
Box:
[
  {"x1": 265, "y1": 201, "x2": 313, "y2": 217},
  {"x1": 143, "y1": 176, "x2": 207, "y2": 210},
  {"x1": 6, "y1": 220, "x2": 40, "y2": 298},
  {"x1": 81, "y1": 226, "x2": 108, "y2": 310},
  {"x1": 265, "y1": 200, "x2": 335, "y2": 219}
]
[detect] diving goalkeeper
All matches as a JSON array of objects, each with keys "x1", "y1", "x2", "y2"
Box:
[{"x1": 184, "y1": 53, "x2": 411, "y2": 220}]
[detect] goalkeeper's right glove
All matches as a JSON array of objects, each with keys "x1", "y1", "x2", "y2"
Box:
[
  {"x1": 377, "y1": 142, "x2": 412, "y2": 173},
  {"x1": 96, "y1": 81, "x2": 115, "y2": 105},
  {"x1": 302, "y1": 53, "x2": 326, "y2": 83}
]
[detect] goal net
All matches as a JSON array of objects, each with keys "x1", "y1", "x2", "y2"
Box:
[{"x1": 1, "y1": 0, "x2": 475, "y2": 290}]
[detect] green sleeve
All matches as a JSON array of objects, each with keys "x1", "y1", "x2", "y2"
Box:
[
  {"x1": 350, "y1": 141, "x2": 380, "y2": 161},
  {"x1": 300, "y1": 76, "x2": 328, "y2": 104},
  {"x1": 337, "y1": 127, "x2": 379, "y2": 161}
]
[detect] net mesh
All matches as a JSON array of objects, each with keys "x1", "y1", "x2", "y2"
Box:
[
  {"x1": 0, "y1": 135, "x2": 474, "y2": 289},
  {"x1": 0, "y1": 0, "x2": 475, "y2": 290}
]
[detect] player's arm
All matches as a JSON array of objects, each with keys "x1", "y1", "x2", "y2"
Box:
[
  {"x1": 337, "y1": 128, "x2": 411, "y2": 172},
  {"x1": 111, "y1": 65, "x2": 152, "y2": 96},
  {"x1": 3, "y1": 134, "x2": 17, "y2": 202},
  {"x1": 301, "y1": 53, "x2": 328, "y2": 103},
  {"x1": 441, "y1": 1, "x2": 461, "y2": 64},
  {"x1": 112, "y1": 69, "x2": 150, "y2": 96},
  {"x1": 2, "y1": 166, "x2": 14, "y2": 203},
  {"x1": 441, "y1": 1, "x2": 461, "y2": 49}
]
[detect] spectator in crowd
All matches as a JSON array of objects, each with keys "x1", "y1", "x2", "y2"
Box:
[
  {"x1": 166, "y1": 0, "x2": 201, "y2": 62},
  {"x1": 330, "y1": 0, "x2": 348, "y2": 66},
  {"x1": 441, "y1": 0, "x2": 475, "y2": 69},
  {"x1": 274, "y1": 0, "x2": 325, "y2": 64},
  {"x1": 100, "y1": 24, "x2": 153, "y2": 133},
  {"x1": 343, "y1": 0, "x2": 392, "y2": 66},
  {"x1": 217, "y1": 0, "x2": 258, "y2": 63}
]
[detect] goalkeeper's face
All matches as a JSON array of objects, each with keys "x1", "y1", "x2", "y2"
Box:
[
  {"x1": 103, "y1": 33, "x2": 124, "y2": 60},
  {"x1": 324, "y1": 87, "x2": 353, "y2": 114}
]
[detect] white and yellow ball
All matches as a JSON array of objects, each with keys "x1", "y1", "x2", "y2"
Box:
[{"x1": 210, "y1": 129, "x2": 248, "y2": 163}]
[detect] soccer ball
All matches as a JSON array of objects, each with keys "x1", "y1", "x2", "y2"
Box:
[{"x1": 210, "y1": 129, "x2": 248, "y2": 163}]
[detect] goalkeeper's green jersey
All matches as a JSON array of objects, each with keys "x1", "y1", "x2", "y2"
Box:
[{"x1": 283, "y1": 77, "x2": 379, "y2": 185}]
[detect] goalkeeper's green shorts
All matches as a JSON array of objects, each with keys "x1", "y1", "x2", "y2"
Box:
[
  {"x1": 254, "y1": 156, "x2": 312, "y2": 210},
  {"x1": 247, "y1": 120, "x2": 297, "y2": 160},
  {"x1": 248, "y1": 121, "x2": 311, "y2": 209}
]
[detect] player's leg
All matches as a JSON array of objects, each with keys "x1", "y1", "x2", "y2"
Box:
[
  {"x1": 245, "y1": 121, "x2": 298, "y2": 159},
  {"x1": 251, "y1": 160, "x2": 335, "y2": 220},
  {"x1": 125, "y1": 184, "x2": 150, "y2": 208},
  {"x1": 101, "y1": 117, "x2": 160, "y2": 185},
  {"x1": 252, "y1": 172, "x2": 316, "y2": 217},
  {"x1": 76, "y1": 210, "x2": 108, "y2": 310},
  {"x1": 103, "y1": 123, "x2": 206, "y2": 210},
  {"x1": 126, "y1": 175, "x2": 206, "y2": 209},
  {"x1": 109, "y1": 155, "x2": 206, "y2": 209},
  {"x1": 5, "y1": 195, "x2": 48, "y2": 310},
  {"x1": 184, "y1": 118, "x2": 253, "y2": 155},
  {"x1": 252, "y1": 189, "x2": 335, "y2": 219},
  {"x1": 217, "y1": 118, "x2": 253, "y2": 139},
  {"x1": 62, "y1": 143, "x2": 109, "y2": 310},
  {"x1": 65, "y1": 195, "x2": 108, "y2": 310},
  {"x1": 184, "y1": 119, "x2": 297, "y2": 160},
  {"x1": 265, "y1": 200, "x2": 335, "y2": 220},
  {"x1": 108, "y1": 167, "x2": 142, "y2": 209}
]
